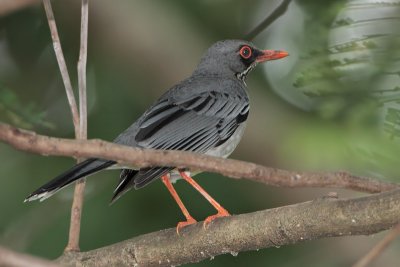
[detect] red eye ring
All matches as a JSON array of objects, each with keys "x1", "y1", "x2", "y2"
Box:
[{"x1": 239, "y1": 46, "x2": 252, "y2": 59}]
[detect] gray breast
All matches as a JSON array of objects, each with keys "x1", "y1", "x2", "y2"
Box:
[
  {"x1": 205, "y1": 122, "x2": 247, "y2": 158},
  {"x1": 168, "y1": 122, "x2": 247, "y2": 183}
]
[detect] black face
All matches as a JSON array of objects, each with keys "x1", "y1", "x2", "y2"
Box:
[
  {"x1": 194, "y1": 40, "x2": 267, "y2": 79},
  {"x1": 194, "y1": 40, "x2": 288, "y2": 81},
  {"x1": 234, "y1": 44, "x2": 264, "y2": 81},
  {"x1": 238, "y1": 45, "x2": 262, "y2": 68}
]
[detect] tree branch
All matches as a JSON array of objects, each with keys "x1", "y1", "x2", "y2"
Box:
[
  {"x1": 42, "y1": 0, "x2": 80, "y2": 133},
  {"x1": 78, "y1": 0, "x2": 89, "y2": 139},
  {"x1": 65, "y1": 0, "x2": 89, "y2": 252},
  {"x1": 0, "y1": 246, "x2": 60, "y2": 267},
  {"x1": 353, "y1": 223, "x2": 400, "y2": 267},
  {"x1": 56, "y1": 189, "x2": 400, "y2": 266},
  {"x1": 1, "y1": 124, "x2": 399, "y2": 266},
  {"x1": 244, "y1": 0, "x2": 292, "y2": 40},
  {"x1": 0, "y1": 122, "x2": 398, "y2": 194},
  {"x1": 42, "y1": 0, "x2": 86, "y2": 252}
]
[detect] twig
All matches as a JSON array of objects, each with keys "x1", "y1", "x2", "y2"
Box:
[
  {"x1": 56, "y1": 189, "x2": 400, "y2": 267},
  {"x1": 353, "y1": 223, "x2": 400, "y2": 267},
  {"x1": 65, "y1": 0, "x2": 89, "y2": 253},
  {"x1": 0, "y1": 245, "x2": 60, "y2": 267},
  {"x1": 42, "y1": 0, "x2": 90, "y2": 252},
  {"x1": 0, "y1": 123, "x2": 398, "y2": 194},
  {"x1": 42, "y1": 0, "x2": 80, "y2": 133},
  {"x1": 244, "y1": 0, "x2": 292, "y2": 40},
  {"x1": 78, "y1": 0, "x2": 89, "y2": 140}
]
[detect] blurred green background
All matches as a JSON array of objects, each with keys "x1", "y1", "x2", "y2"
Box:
[{"x1": 1, "y1": 0, "x2": 399, "y2": 266}]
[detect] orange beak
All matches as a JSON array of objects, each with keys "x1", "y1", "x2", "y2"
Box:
[{"x1": 256, "y1": 50, "x2": 289, "y2": 63}]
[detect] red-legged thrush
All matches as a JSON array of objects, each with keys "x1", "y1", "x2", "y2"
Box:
[{"x1": 25, "y1": 40, "x2": 288, "y2": 232}]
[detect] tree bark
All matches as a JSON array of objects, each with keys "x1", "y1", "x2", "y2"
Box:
[
  {"x1": 0, "y1": 246, "x2": 60, "y2": 267},
  {"x1": 57, "y1": 188, "x2": 400, "y2": 266},
  {"x1": 0, "y1": 123, "x2": 398, "y2": 195},
  {"x1": 1, "y1": 123, "x2": 400, "y2": 266}
]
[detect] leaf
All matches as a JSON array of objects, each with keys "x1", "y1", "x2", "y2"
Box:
[{"x1": 0, "y1": 84, "x2": 55, "y2": 129}]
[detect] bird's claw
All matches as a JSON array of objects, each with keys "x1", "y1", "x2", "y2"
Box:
[
  {"x1": 176, "y1": 216, "x2": 197, "y2": 235},
  {"x1": 203, "y1": 209, "x2": 230, "y2": 229}
]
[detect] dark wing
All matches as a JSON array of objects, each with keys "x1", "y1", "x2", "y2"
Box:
[
  {"x1": 111, "y1": 167, "x2": 172, "y2": 203},
  {"x1": 111, "y1": 90, "x2": 249, "y2": 201},
  {"x1": 135, "y1": 91, "x2": 249, "y2": 150}
]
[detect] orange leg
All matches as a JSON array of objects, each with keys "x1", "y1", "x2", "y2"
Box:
[
  {"x1": 161, "y1": 174, "x2": 197, "y2": 234},
  {"x1": 179, "y1": 171, "x2": 230, "y2": 228}
]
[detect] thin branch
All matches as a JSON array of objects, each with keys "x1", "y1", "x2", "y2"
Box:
[
  {"x1": 0, "y1": 123, "x2": 398, "y2": 194},
  {"x1": 244, "y1": 0, "x2": 292, "y2": 40},
  {"x1": 78, "y1": 0, "x2": 89, "y2": 140},
  {"x1": 42, "y1": 0, "x2": 80, "y2": 133},
  {"x1": 0, "y1": 246, "x2": 60, "y2": 267},
  {"x1": 353, "y1": 223, "x2": 400, "y2": 267},
  {"x1": 56, "y1": 189, "x2": 400, "y2": 267},
  {"x1": 65, "y1": 0, "x2": 89, "y2": 253}
]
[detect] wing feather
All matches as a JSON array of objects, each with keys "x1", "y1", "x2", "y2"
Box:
[
  {"x1": 136, "y1": 91, "x2": 248, "y2": 153},
  {"x1": 113, "y1": 88, "x2": 249, "y2": 199}
]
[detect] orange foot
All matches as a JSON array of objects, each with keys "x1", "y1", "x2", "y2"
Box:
[
  {"x1": 203, "y1": 209, "x2": 230, "y2": 229},
  {"x1": 176, "y1": 216, "x2": 197, "y2": 234}
]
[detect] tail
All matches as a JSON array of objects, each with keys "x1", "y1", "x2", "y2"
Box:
[
  {"x1": 110, "y1": 167, "x2": 172, "y2": 204},
  {"x1": 25, "y1": 158, "x2": 116, "y2": 202}
]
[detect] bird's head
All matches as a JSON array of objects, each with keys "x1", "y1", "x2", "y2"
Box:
[{"x1": 194, "y1": 40, "x2": 288, "y2": 81}]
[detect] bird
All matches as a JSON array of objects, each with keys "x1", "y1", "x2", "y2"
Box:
[{"x1": 25, "y1": 40, "x2": 288, "y2": 232}]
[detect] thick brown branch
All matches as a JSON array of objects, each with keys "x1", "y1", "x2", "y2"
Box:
[
  {"x1": 57, "y1": 189, "x2": 400, "y2": 266},
  {"x1": 0, "y1": 246, "x2": 60, "y2": 267},
  {"x1": 0, "y1": 122, "x2": 398, "y2": 193}
]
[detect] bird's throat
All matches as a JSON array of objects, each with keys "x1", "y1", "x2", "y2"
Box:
[{"x1": 236, "y1": 62, "x2": 258, "y2": 83}]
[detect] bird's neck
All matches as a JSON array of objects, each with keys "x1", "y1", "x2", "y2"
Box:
[
  {"x1": 193, "y1": 58, "x2": 236, "y2": 79},
  {"x1": 190, "y1": 70, "x2": 247, "y2": 88}
]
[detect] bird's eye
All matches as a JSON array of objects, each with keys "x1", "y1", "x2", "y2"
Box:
[{"x1": 239, "y1": 46, "x2": 252, "y2": 59}]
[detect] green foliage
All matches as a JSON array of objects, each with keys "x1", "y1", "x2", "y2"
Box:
[
  {"x1": 384, "y1": 107, "x2": 400, "y2": 139},
  {"x1": 1, "y1": 1, "x2": 400, "y2": 266},
  {"x1": 0, "y1": 84, "x2": 54, "y2": 129},
  {"x1": 291, "y1": 1, "x2": 400, "y2": 132}
]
